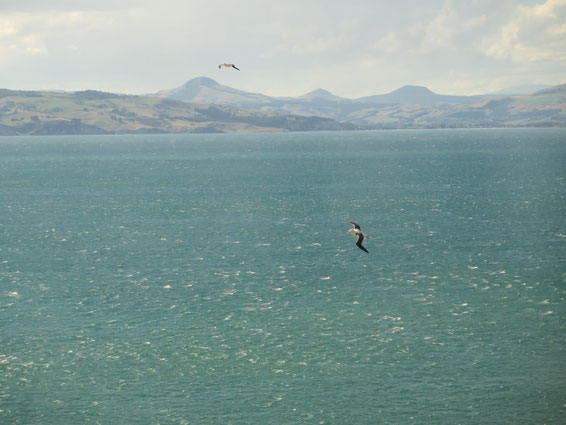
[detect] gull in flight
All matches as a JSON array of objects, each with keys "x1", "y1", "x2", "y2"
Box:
[
  {"x1": 347, "y1": 222, "x2": 369, "y2": 253},
  {"x1": 218, "y1": 63, "x2": 240, "y2": 71}
]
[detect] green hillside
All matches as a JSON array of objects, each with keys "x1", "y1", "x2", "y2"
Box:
[
  {"x1": 1, "y1": 84, "x2": 564, "y2": 135},
  {"x1": 0, "y1": 90, "x2": 357, "y2": 135},
  {"x1": 345, "y1": 88, "x2": 566, "y2": 129}
]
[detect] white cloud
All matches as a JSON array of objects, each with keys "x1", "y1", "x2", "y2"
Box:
[
  {"x1": 0, "y1": 0, "x2": 563, "y2": 96},
  {"x1": 0, "y1": 10, "x2": 119, "y2": 58},
  {"x1": 419, "y1": 9, "x2": 456, "y2": 53},
  {"x1": 481, "y1": 0, "x2": 566, "y2": 63},
  {"x1": 373, "y1": 32, "x2": 402, "y2": 54}
]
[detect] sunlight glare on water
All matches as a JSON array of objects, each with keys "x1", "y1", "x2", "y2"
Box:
[{"x1": 1, "y1": 129, "x2": 565, "y2": 424}]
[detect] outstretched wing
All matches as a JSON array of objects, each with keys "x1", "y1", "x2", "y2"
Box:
[
  {"x1": 355, "y1": 233, "x2": 369, "y2": 253},
  {"x1": 348, "y1": 221, "x2": 361, "y2": 230},
  {"x1": 219, "y1": 63, "x2": 239, "y2": 70}
]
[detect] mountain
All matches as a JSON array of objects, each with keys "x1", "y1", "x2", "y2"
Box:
[
  {"x1": 492, "y1": 84, "x2": 552, "y2": 95},
  {"x1": 152, "y1": 78, "x2": 566, "y2": 128},
  {"x1": 153, "y1": 78, "x2": 484, "y2": 108},
  {"x1": 299, "y1": 89, "x2": 346, "y2": 101},
  {"x1": 2, "y1": 81, "x2": 564, "y2": 136},
  {"x1": 532, "y1": 83, "x2": 566, "y2": 96},
  {"x1": 355, "y1": 87, "x2": 566, "y2": 129},
  {"x1": 0, "y1": 90, "x2": 358, "y2": 136},
  {"x1": 356, "y1": 85, "x2": 482, "y2": 105},
  {"x1": 153, "y1": 77, "x2": 272, "y2": 108}
]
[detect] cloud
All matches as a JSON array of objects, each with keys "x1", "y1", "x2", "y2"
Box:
[
  {"x1": 373, "y1": 32, "x2": 402, "y2": 54},
  {"x1": 481, "y1": 0, "x2": 566, "y2": 63},
  {"x1": 0, "y1": 10, "x2": 119, "y2": 58},
  {"x1": 0, "y1": 0, "x2": 563, "y2": 95}
]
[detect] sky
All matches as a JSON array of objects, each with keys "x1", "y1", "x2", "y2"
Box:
[{"x1": 1, "y1": 0, "x2": 565, "y2": 97}]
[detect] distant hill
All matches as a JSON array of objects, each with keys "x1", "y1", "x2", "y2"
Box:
[
  {"x1": 532, "y1": 83, "x2": 566, "y2": 96},
  {"x1": 151, "y1": 78, "x2": 484, "y2": 109},
  {"x1": 0, "y1": 90, "x2": 358, "y2": 136},
  {"x1": 2, "y1": 81, "x2": 564, "y2": 136},
  {"x1": 153, "y1": 77, "x2": 272, "y2": 108},
  {"x1": 151, "y1": 78, "x2": 566, "y2": 128},
  {"x1": 356, "y1": 85, "x2": 482, "y2": 105},
  {"x1": 492, "y1": 84, "x2": 552, "y2": 95},
  {"x1": 299, "y1": 89, "x2": 346, "y2": 101}
]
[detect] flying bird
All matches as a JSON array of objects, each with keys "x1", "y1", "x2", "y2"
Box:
[
  {"x1": 347, "y1": 222, "x2": 369, "y2": 253},
  {"x1": 218, "y1": 63, "x2": 240, "y2": 71}
]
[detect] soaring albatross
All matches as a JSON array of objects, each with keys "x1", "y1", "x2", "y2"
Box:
[
  {"x1": 218, "y1": 63, "x2": 240, "y2": 71},
  {"x1": 347, "y1": 222, "x2": 369, "y2": 253}
]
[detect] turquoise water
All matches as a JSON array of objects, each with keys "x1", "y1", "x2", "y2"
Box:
[{"x1": 1, "y1": 129, "x2": 565, "y2": 424}]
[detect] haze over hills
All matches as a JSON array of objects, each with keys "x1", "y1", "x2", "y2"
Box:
[
  {"x1": 0, "y1": 89, "x2": 357, "y2": 136},
  {"x1": 150, "y1": 78, "x2": 566, "y2": 128},
  {"x1": 1, "y1": 80, "x2": 564, "y2": 136},
  {"x1": 151, "y1": 78, "x2": 487, "y2": 107},
  {"x1": 491, "y1": 84, "x2": 552, "y2": 95},
  {"x1": 154, "y1": 77, "x2": 273, "y2": 107},
  {"x1": 356, "y1": 85, "x2": 481, "y2": 105}
]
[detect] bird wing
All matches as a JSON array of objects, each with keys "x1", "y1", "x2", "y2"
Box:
[
  {"x1": 348, "y1": 221, "x2": 361, "y2": 230},
  {"x1": 232, "y1": 65, "x2": 240, "y2": 70},
  {"x1": 355, "y1": 233, "x2": 369, "y2": 253}
]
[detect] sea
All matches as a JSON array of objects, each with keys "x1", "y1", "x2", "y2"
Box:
[{"x1": 1, "y1": 129, "x2": 565, "y2": 425}]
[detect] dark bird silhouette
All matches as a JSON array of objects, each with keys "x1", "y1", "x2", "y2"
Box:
[{"x1": 347, "y1": 222, "x2": 369, "y2": 253}]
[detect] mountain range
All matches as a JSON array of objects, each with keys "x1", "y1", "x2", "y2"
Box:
[
  {"x1": 151, "y1": 78, "x2": 566, "y2": 128},
  {"x1": 0, "y1": 89, "x2": 357, "y2": 136},
  {"x1": 0, "y1": 80, "x2": 564, "y2": 135},
  {"x1": 153, "y1": 77, "x2": 485, "y2": 108}
]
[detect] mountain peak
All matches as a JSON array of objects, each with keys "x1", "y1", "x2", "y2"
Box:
[
  {"x1": 184, "y1": 77, "x2": 219, "y2": 88},
  {"x1": 390, "y1": 85, "x2": 435, "y2": 96},
  {"x1": 153, "y1": 77, "x2": 221, "y2": 100},
  {"x1": 300, "y1": 88, "x2": 343, "y2": 101}
]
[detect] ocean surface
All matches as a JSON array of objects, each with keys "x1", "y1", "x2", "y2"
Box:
[{"x1": 1, "y1": 129, "x2": 565, "y2": 424}]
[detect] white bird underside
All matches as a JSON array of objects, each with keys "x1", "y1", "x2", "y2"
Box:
[{"x1": 218, "y1": 63, "x2": 240, "y2": 70}]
